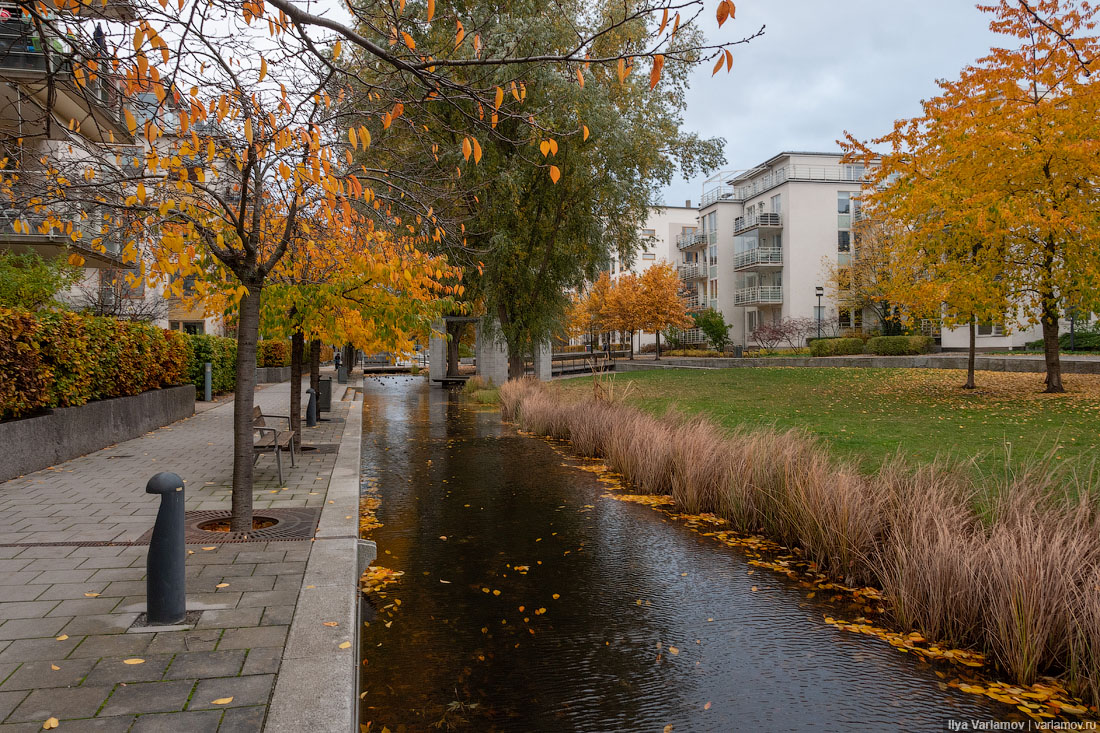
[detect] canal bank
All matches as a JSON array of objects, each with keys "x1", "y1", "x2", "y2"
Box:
[{"x1": 356, "y1": 376, "x2": 1018, "y2": 732}]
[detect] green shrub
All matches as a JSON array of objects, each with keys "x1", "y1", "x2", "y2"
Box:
[
  {"x1": 809, "y1": 337, "x2": 864, "y2": 357},
  {"x1": 257, "y1": 340, "x2": 291, "y2": 367},
  {"x1": 184, "y1": 333, "x2": 237, "y2": 396},
  {"x1": 1026, "y1": 331, "x2": 1100, "y2": 351},
  {"x1": 866, "y1": 335, "x2": 935, "y2": 356},
  {"x1": 0, "y1": 308, "x2": 192, "y2": 420}
]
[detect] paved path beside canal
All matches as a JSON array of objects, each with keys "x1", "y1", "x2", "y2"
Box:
[{"x1": 0, "y1": 373, "x2": 362, "y2": 732}]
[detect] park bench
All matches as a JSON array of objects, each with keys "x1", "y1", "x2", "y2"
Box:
[{"x1": 252, "y1": 406, "x2": 296, "y2": 483}]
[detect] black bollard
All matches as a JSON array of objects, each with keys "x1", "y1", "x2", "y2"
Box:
[
  {"x1": 145, "y1": 472, "x2": 186, "y2": 625},
  {"x1": 306, "y1": 388, "x2": 318, "y2": 427}
]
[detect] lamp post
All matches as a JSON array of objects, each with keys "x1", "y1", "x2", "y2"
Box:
[{"x1": 815, "y1": 286, "x2": 824, "y2": 338}]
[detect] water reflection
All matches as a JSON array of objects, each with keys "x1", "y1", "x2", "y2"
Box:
[{"x1": 358, "y1": 376, "x2": 1014, "y2": 732}]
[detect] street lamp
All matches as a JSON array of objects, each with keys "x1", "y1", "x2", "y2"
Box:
[{"x1": 815, "y1": 286, "x2": 824, "y2": 338}]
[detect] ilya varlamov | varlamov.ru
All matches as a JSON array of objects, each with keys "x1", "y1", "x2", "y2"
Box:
[{"x1": 947, "y1": 721, "x2": 1098, "y2": 731}]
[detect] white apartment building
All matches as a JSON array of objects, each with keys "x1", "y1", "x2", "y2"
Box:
[{"x1": 609, "y1": 203, "x2": 697, "y2": 348}]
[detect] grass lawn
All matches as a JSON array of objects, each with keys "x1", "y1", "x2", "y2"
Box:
[{"x1": 561, "y1": 367, "x2": 1100, "y2": 475}]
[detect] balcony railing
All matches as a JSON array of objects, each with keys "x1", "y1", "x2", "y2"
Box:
[
  {"x1": 683, "y1": 294, "x2": 701, "y2": 310},
  {"x1": 678, "y1": 263, "x2": 704, "y2": 281},
  {"x1": 679, "y1": 327, "x2": 707, "y2": 345},
  {"x1": 702, "y1": 164, "x2": 872, "y2": 206},
  {"x1": 734, "y1": 247, "x2": 783, "y2": 270},
  {"x1": 676, "y1": 231, "x2": 707, "y2": 250},
  {"x1": 733, "y1": 211, "x2": 782, "y2": 234},
  {"x1": 734, "y1": 285, "x2": 784, "y2": 306}
]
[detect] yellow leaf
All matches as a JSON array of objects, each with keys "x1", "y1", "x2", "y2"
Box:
[
  {"x1": 494, "y1": 86, "x2": 504, "y2": 109},
  {"x1": 649, "y1": 54, "x2": 664, "y2": 90},
  {"x1": 552, "y1": 593, "x2": 560, "y2": 599},
  {"x1": 668, "y1": 646, "x2": 679, "y2": 655},
  {"x1": 50, "y1": 665, "x2": 60, "y2": 671},
  {"x1": 704, "y1": 701, "x2": 712, "y2": 710},
  {"x1": 55, "y1": 635, "x2": 68, "y2": 641},
  {"x1": 333, "y1": 40, "x2": 342, "y2": 57},
  {"x1": 211, "y1": 697, "x2": 233, "y2": 705},
  {"x1": 472, "y1": 138, "x2": 483, "y2": 164},
  {"x1": 539, "y1": 140, "x2": 550, "y2": 157},
  {"x1": 349, "y1": 128, "x2": 358, "y2": 149},
  {"x1": 67, "y1": 254, "x2": 85, "y2": 267},
  {"x1": 455, "y1": 20, "x2": 465, "y2": 49},
  {"x1": 658, "y1": 8, "x2": 669, "y2": 35},
  {"x1": 549, "y1": 165, "x2": 561, "y2": 184},
  {"x1": 123, "y1": 658, "x2": 144, "y2": 665},
  {"x1": 426, "y1": 0, "x2": 434, "y2": 21},
  {"x1": 244, "y1": 118, "x2": 253, "y2": 144},
  {"x1": 576, "y1": 68, "x2": 584, "y2": 88},
  {"x1": 712, "y1": 54, "x2": 725, "y2": 76},
  {"x1": 716, "y1": 0, "x2": 732, "y2": 27},
  {"x1": 548, "y1": 138, "x2": 558, "y2": 155},
  {"x1": 401, "y1": 32, "x2": 415, "y2": 50},
  {"x1": 462, "y1": 137, "x2": 472, "y2": 161},
  {"x1": 664, "y1": 726, "x2": 673, "y2": 733},
  {"x1": 323, "y1": 621, "x2": 338, "y2": 627},
  {"x1": 136, "y1": 183, "x2": 146, "y2": 203},
  {"x1": 201, "y1": 546, "x2": 216, "y2": 551},
  {"x1": 215, "y1": 583, "x2": 229, "y2": 588},
  {"x1": 124, "y1": 107, "x2": 137, "y2": 136},
  {"x1": 43, "y1": 718, "x2": 59, "y2": 730},
  {"x1": 582, "y1": 125, "x2": 590, "y2": 142},
  {"x1": 258, "y1": 57, "x2": 268, "y2": 82},
  {"x1": 339, "y1": 641, "x2": 352, "y2": 649}
]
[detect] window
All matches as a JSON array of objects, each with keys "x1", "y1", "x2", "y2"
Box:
[
  {"x1": 838, "y1": 231, "x2": 851, "y2": 252},
  {"x1": 642, "y1": 253, "x2": 656, "y2": 260},
  {"x1": 770, "y1": 194, "x2": 782, "y2": 215},
  {"x1": 641, "y1": 228, "x2": 655, "y2": 239},
  {"x1": 814, "y1": 305, "x2": 825, "y2": 323},
  {"x1": 838, "y1": 191, "x2": 851, "y2": 215},
  {"x1": 708, "y1": 244, "x2": 717, "y2": 267},
  {"x1": 843, "y1": 164, "x2": 865, "y2": 181},
  {"x1": 977, "y1": 323, "x2": 1004, "y2": 336},
  {"x1": 838, "y1": 307, "x2": 863, "y2": 331},
  {"x1": 182, "y1": 322, "x2": 205, "y2": 335},
  {"x1": 706, "y1": 212, "x2": 717, "y2": 232}
]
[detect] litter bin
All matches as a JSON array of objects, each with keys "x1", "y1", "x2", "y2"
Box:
[
  {"x1": 731, "y1": 345, "x2": 744, "y2": 358},
  {"x1": 318, "y1": 376, "x2": 332, "y2": 412}
]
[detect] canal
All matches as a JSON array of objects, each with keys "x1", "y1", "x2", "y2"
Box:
[{"x1": 358, "y1": 376, "x2": 1013, "y2": 732}]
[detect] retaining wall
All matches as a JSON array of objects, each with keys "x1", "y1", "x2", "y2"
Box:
[
  {"x1": 256, "y1": 366, "x2": 292, "y2": 383},
  {"x1": 0, "y1": 385, "x2": 195, "y2": 481},
  {"x1": 615, "y1": 355, "x2": 1100, "y2": 375}
]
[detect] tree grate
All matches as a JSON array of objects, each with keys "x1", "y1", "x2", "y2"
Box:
[{"x1": 133, "y1": 507, "x2": 323, "y2": 544}]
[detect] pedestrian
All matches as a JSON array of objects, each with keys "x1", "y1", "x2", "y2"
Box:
[{"x1": 334, "y1": 350, "x2": 341, "y2": 371}]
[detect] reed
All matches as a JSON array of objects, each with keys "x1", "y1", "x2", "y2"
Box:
[{"x1": 504, "y1": 380, "x2": 1100, "y2": 706}]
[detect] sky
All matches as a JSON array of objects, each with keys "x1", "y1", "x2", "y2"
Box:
[{"x1": 661, "y1": 1, "x2": 1005, "y2": 207}]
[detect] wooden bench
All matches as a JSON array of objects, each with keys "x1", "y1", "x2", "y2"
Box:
[{"x1": 253, "y1": 406, "x2": 296, "y2": 483}]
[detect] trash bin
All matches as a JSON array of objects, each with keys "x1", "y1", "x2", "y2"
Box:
[
  {"x1": 732, "y1": 345, "x2": 744, "y2": 358},
  {"x1": 318, "y1": 376, "x2": 332, "y2": 412}
]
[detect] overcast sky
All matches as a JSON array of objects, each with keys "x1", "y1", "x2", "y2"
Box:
[{"x1": 662, "y1": 1, "x2": 1004, "y2": 207}]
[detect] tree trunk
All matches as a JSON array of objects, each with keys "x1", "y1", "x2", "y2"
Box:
[
  {"x1": 343, "y1": 344, "x2": 355, "y2": 374},
  {"x1": 231, "y1": 283, "x2": 262, "y2": 532},
  {"x1": 507, "y1": 351, "x2": 525, "y2": 380},
  {"x1": 629, "y1": 330, "x2": 634, "y2": 360},
  {"x1": 446, "y1": 320, "x2": 462, "y2": 377},
  {"x1": 963, "y1": 316, "x2": 976, "y2": 389},
  {"x1": 309, "y1": 339, "x2": 320, "y2": 392},
  {"x1": 290, "y1": 331, "x2": 304, "y2": 436},
  {"x1": 655, "y1": 331, "x2": 661, "y2": 361},
  {"x1": 1041, "y1": 304, "x2": 1064, "y2": 393}
]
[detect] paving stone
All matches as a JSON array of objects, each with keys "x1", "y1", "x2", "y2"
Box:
[
  {"x1": 145, "y1": 629, "x2": 222, "y2": 655},
  {"x1": 0, "y1": 636, "x2": 82, "y2": 663},
  {"x1": 164, "y1": 650, "x2": 245, "y2": 680},
  {"x1": 98, "y1": 679, "x2": 196, "y2": 716},
  {"x1": 216, "y1": 626, "x2": 287, "y2": 651},
  {"x1": 89, "y1": 568, "x2": 146, "y2": 582},
  {"x1": 217, "y1": 704, "x2": 265, "y2": 732},
  {"x1": 28, "y1": 570, "x2": 97, "y2": 585},
  {"x1": 259, "y1": 606, "x2": 294, "y2": 626},
  {"x1": 131, "y1": 710, "x2": 222, "y2": 733},
  {"x1": 0, "y1": 588, "x2": 43, "y2": 603},
  {"x1": 0, "y1": 617, "x2": 71, "y2": 641},
  {"x1": 69, "y1": 633, "x2": 152, "y2": 659},
  {"x1": 0, "y1": 601, "x2": 59, "y2": 620},
  {"x1": 60, "y1": 613, "x2": 140, "y2": 636},
  {"x1": 35, "y1": 583, "x2": 109, "y2": 601},
  {"x1": 7, "y1": 685, "x2": 113, "y2": 722},
  {"x1": 240, "y1": 648, "x2": 281, "y2": 677},
  {"x1": 190, "y1": 675, "x2": 274, "y2": 710},
  {"x1": 0, "y1": 690, "x2": 29, "y2": 721},
  {"x1": 61, "y1": 716, "x2": 136, "y2": 732},
  {"x1": 47, "y1": 597, "x2": 123, "y2": 617},
  {"x1": 11, "y1": 547, "x2": 74, "y2": 559},
  {"x1": 195, "y1": 608, "x2": 263, "y2": 631},
  {"x1": 235, "y1": 591, "x2": 298, "y2": 609},
  {"x1": 0, "y1": 658, "x2": 96, "y2": 690},
  {"x1": 197, "y1": 576, "x2": 274, "y2": 593},
  {"x1": 83, "y1": 654, "x2": 174, "y2": 686}
]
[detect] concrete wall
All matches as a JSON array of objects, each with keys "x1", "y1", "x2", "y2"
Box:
[
  {"x1": 0, "y1": 385, "x2": 195, "y2": 482},
  {"x1": 429, "y1": 320, "x2": 446, "y2": 383},
  {"x1": 475, "y1": 320, "x2": 510, "y2": 387},
  {"x1": 256, "y1": 366, "x2": 292, "y2": 383}
]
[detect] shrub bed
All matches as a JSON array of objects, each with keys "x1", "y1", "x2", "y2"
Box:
[
  {"x1": 257, "y1": 340, "x2": 291, "y2": 368},
  {"x1": 809, "y1": 337, "x2": 864, "y2": 357},
  {"x1": 1025, "y1": 332, "x2": 1100, "y2": 351},
  {"x1": 0, "y1": 308, "x2": 191, "y2": 421},
  {"x1": 499, "y1": 379, "x2": 1100, "y2": 711},
  {"x1": 866, "y1": 335, "x2": 935, "y2": 356},
  {"x1": 184, "y1": 333, "x2": 237, "y2": 395}
]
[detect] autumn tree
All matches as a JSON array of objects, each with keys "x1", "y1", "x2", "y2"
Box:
[
  {"x1": 639, "y1": 261, "x2": 691, "y2": 359},
  {"x1": 603, "y1": 273, "x2": 645, "y2": 358},
  {"x1": 823, "y1": 216, "x2": 904, "y2": 337},
  {"x1": 846, "y1": 0, "x2": 1100, "y2": 393}
]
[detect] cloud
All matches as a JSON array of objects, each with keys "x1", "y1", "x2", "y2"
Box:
[{"x1": 663, "y1": 1, "x2": 1002, "y2": 206}]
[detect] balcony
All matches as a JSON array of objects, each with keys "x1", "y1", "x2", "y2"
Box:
[
  {"x1": 701, "y1": 164, "x2": 872, "y2": 206},
  {"x1": 733, "y1": 212, "x2": 782, "y2": 235},
  {"x1": 0, "y1": 207, "x2": 125, "y2": 267},
  {"x1": 683, "y1": 294, "x2": 701, "y2": 310},
  {"x1": 734, "y1": 247, "x2": 783, "y2": 271},
  {"x1": 679, "y1": 327, "x2": 707, "y2": 345},
  {"x1": 734, "y1": 285, "x2": 783, "y2": 306},
  {"x1": 678, "y1": 263, "x2": 703, "y2": 281},
  {"x1": 676, "y1": 231, "x2": 707, "y2": 250}
]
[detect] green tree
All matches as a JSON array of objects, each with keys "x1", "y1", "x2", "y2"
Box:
[
  {"x1": 0, "y1": 252, "x2": 82, "y2": 312},
  {"x1": 693, "y1": 307, "x2": 731, "y2": 352}
]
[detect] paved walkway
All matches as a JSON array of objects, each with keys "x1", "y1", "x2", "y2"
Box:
[{"x1": 0, "y1": 375, "x2": 360, "y2": 732}]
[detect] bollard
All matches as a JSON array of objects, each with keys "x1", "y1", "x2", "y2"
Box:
[
  {"x1": 145, "y1": 472, "x2": 186, "y2": 625},
  {"x1": 337, "y1": 366, "x2": 348, "y2": 384},
  {"x1": 203, "y1": 362, "x2": 212, "y2": 402},
  {"x1": 306, "y1": 388, "x2": 318, "y2": 427}
]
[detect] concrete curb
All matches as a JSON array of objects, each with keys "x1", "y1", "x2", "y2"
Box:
[{"x1": 265, "y1": 379, "x2": 363, "y2": 733}]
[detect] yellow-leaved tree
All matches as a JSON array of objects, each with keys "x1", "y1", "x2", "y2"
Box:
[{"x1": 638, "y1": 262, "x2": 691, "y2": 359}]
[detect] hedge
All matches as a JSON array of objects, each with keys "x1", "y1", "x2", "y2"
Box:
[
  {"x1": 866, "y1": 335, "x2": 935, "y2": 356},
  {"x1": 0, "y1": 308, "x2": 191, "y2": 421},
  {"x1": 257, "y1": 340, "x2": 291, "y2": 368},
  {"x1": 184, "y1": 333, "x2": 237, "y2": 396},
  {"x1": 1024, "y1": 332, "x2": 1100, "y2": 351},
  {"x1": 809, "y1": 337, "x2": 865, "y2": 357}
]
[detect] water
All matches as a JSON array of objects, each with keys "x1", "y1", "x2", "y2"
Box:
[{"x1": 358, "y1": 376, "x2": 1017, "y2": 732}]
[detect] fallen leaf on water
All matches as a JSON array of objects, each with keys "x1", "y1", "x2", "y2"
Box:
[
  {"x1": 323, "y1": 622, "x2": 339, "y2": 627},
  {"x1": 211, "y1": 697, "x2": 233, "y2": 705},
  {"x1": 339, "y1": 641, "x2": 352, "y2": 649},
  {"x1": 123, "y1": 659, "x2": 144, "y2": 665},
  {"x1": 751, "y1": 586, "x2": 758, "y2": 592},
  {"x1": 43, "y1": 717, "x2": 59, "y2": 730},
  {"x1": 492, "y1": 590, "x2": 501, "y2": 596},
  {"x1": 439, "y1": 579, "x2": 451, "y2": 584},
  {"x1": 668, "y1": 646, "x2": 679, "y2": 655},
  {"x1": 664, "y1": 725, "x2": 673, "y2": 733},
  {"x1": 704, "y1": 701, "x2": 712, "y2": 710},
  {"x1": 55, "y1": 635, "x2": 68, "y2": 641},
  {"x1": 552, "y1": 594, "x2": 560, "y2": 600},
  {"x1": 439, "y1": 536, "x2": 447, "y2": 540}
]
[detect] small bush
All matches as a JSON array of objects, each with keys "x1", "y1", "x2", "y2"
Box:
[
  {"x1": 866, "y1": 335, "x2": 934, "y2": 355},
  {"x1": 1026, "y1": 332, "x2": 1100, "y2": 351},
  {"x1": 471, "y1": 388, "x2": 500, "y2": 405},
  {"x1": 256, "y1": 340, "x2": 291, "y2": 368},
  {"x1": 185, "y1": 333, "x2": 237, "y2": 396},
  {"x1": 809, "y1": 337, "x2": 864, "y2": 357}
]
